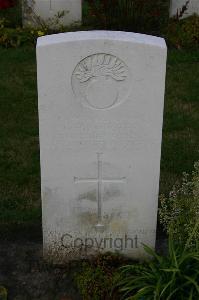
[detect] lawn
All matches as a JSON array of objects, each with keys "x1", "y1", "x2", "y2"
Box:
[
  {"x1": 0, "y1": 47, "x2": 40, "y2": 229},
  {"x1": 0, "y1": 47, "x2": 198, "y2": 229}
]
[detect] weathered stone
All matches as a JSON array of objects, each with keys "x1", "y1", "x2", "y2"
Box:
[
  {"x1": 170, "y1": 0, "x2": 199, "y2": 18},
  {"x1": 37, "y1": 31, "x2": 167, "y2": 263}
]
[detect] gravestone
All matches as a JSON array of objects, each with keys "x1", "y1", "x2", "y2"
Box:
[
  {"x1": 170, "y1": 0, "x2": 199, "y2": 18},
  {"x1": 37, "y1": 31, "x2": 167, "y2": 263},
  {"x1": 23, "y1": 0, "x2": 81, "y2": 28}
]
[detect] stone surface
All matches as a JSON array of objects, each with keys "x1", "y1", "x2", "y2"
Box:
[
  {"x1": 37, "y1": 31, "x2": 167, "y2": 263},
  {"x1": 170, "y1": 0, "x2": 199, "y2": 18},
  {"x1": 23, "y1": 0, "x2": 81, "y2": 28}
]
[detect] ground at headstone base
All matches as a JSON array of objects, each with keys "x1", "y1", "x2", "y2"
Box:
[
  {"x1": 0, "y1": 229, "x2": 166, "y2": 300},
  {"x1": 0, "y1": 232, "x2": 81, "y2": 300}
]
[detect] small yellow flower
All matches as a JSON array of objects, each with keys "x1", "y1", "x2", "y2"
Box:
[{"x1": 37, "y1": 30, "x2": 44, "y2": 37}]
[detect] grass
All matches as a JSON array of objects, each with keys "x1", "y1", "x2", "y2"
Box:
[
  {"x1": 160, "y1": 50, "x2": 199, "y2": 194},
  {"x1": 0, "y1": 47, "x2": 41, "y2": 228},
  {"x1": 0, "y1": 47, "x2": 198, "y2": 228}
]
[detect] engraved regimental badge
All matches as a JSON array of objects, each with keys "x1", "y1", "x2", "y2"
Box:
[{"x1": 72, "y1": 53, "x2": 131, "y2": 110}]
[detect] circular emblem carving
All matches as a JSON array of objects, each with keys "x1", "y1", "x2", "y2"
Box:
[{"x1": 71, "y1": 53, "x2": 130, "y2": 110}]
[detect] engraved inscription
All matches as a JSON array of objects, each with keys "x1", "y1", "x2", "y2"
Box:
[
  {"x1": 71, "y1": 53, "x2": 131, "y2": 110},
  {"x1": 74, "y1": 54, "x2": 127, "y2": 82},
  {"x1": 74, "y1": 153, "x2": 126, "y2": 231}
]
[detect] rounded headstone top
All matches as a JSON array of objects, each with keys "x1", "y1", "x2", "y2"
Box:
[{"x1": 37, "y1": 30, "x2": 166, "y2": 49}]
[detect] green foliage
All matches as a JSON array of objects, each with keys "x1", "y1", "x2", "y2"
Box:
[
  {"x1": 85, "y1": 0, "x2": 169, "y2": 34},
  {"x1": 159, "y1": 161, "x2": 199, "y2": 248},
  {"x1": 75, "y1": 264, "x2": 115, "y2": 300},
  {"x1": 117, "y1": 162, "x2": 199, "y2": 299},
  {"x1": 166, "y1": 14, "x2": 199, "y2": 49},
  {"x1": 0, "y1": 17, "x2": 82, "y2": 48},
  {"x1": 0, "y1": 286, "x2": 7, "y2": 300},
  {"x1": 74, "y1": 252, "x2": 123, "y2": 300},
  {"x1": 0, "y1": 17, "x2": 45, "y2": 47},
  {"x1": 0, "y1": 0, "x2": 78, "y2": 48},
  {"x1": 1, "y1": 1, "x2": 198, "y2": 50},
  {"x1": 117, "y1": 226, "x2": 199, "y2": 300}
]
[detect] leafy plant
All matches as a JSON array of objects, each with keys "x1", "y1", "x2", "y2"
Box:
[
  {"x1": 85, "y1": 0, "x2": 169, "y2": 35},
  {"x1": 117, "y1": 222, "x2": 199, "y2": 300},
  {"x1": 0, "y1": 14, "x2": 82, "y2": 48},
  {"x1": 74, "y1": 252, "x2": 123, "y2": 300},
  {"x1": 159, "y1": 161, "x2": 199, "y2": 248},
  {"x1": 165, "y1": 14, "x2": 199, "y2": 49},
  {"x1": 0, "y1": 18, "x2": 43, "y2": 47}
]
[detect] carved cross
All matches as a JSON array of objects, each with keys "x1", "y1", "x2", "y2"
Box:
[
  {"x1": 74, "y1": 153, "x2": 125, "y2": 231},
  {"x1": 49, "y1": 0, "x2": 52, "y2": 10}
]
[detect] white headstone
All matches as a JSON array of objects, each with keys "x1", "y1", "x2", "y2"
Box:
[
  {"x1": 23, "y1": 0, "x2": 81, "y2": 28},
  {"x1": 170, "y1": 0, "x2": 199, "y2": 18},
  {"x1": 37, "y1": 31, "x2": 167, "y2": 263}
]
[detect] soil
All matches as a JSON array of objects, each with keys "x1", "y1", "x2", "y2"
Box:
[
  {"x1": 0, "y1": 224, "x2": 167, "y2": 300},
  {"x1": 0, "y1": 225, "x2": 81, "y2": 300}
]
